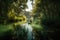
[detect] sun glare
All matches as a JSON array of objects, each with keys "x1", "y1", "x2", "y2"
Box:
[{"x1": 25, "y1": 0, "x2": 32, "y2": 11}]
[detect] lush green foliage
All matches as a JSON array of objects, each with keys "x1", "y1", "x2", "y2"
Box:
[{"x1": 0, "y1": 0, "x2": 28, "y2": 24}]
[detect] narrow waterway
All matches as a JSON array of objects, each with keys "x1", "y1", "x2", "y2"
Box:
[
  {"x1": 20, "y1": 23, "x2": 33, "y2": 40},
  {"x1": 15, "y1": 23, "x2": 33, "y2": 40}
]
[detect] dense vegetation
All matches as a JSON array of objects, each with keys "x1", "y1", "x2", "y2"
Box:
[
  {"x1": 0, "y1": 0, "x2": 60, "y2": 40},
  {"x1": 32, "y1": 0, "x2": 60, "y2": 40}
]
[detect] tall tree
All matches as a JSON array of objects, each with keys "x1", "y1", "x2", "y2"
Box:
[
  {"x1": 32, "y1": 0, "x2": 60, "y2": 29},
  {"x1": 0, "y1": 0, "x2": 28, "y2": 24},
  {"x1": 32, "y1": 0, "x2": 60, "y2": 40}
]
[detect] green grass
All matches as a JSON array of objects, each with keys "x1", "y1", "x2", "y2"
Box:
[
  {"x1": 31, "y1": 22, "x2": 43, "y2": 30},
  {"x1": 0, "y1": 21, "x2": 43, "y2": 37},
  {"x1": 0, "y1": 24, "x2": 13, "y2": 36}
]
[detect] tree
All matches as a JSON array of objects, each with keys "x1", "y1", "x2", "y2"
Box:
[
  {"x1": 32, "y1": 0, "x2": 60, "y2": 40},
  {"x1": 32, "y1": 0, "x2": 60, "y2": 29},
  {"x1": 0, "y1": 0, "x2": 28, "y2": 24}
]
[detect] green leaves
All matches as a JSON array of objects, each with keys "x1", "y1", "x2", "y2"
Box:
[{"x1": 0, "y1": 0, "x2": 28, "y2": 24}]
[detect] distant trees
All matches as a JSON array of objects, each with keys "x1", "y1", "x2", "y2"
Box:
[
  {"x1": 32, "y1": 0, "x2": 60, "y2": 40},
  {"x1": 0, "y1": 0, "x2": 28, "y2": 24},
  {"x1": 32, "y1": 0, "x2": 60, "y2": 29}
]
